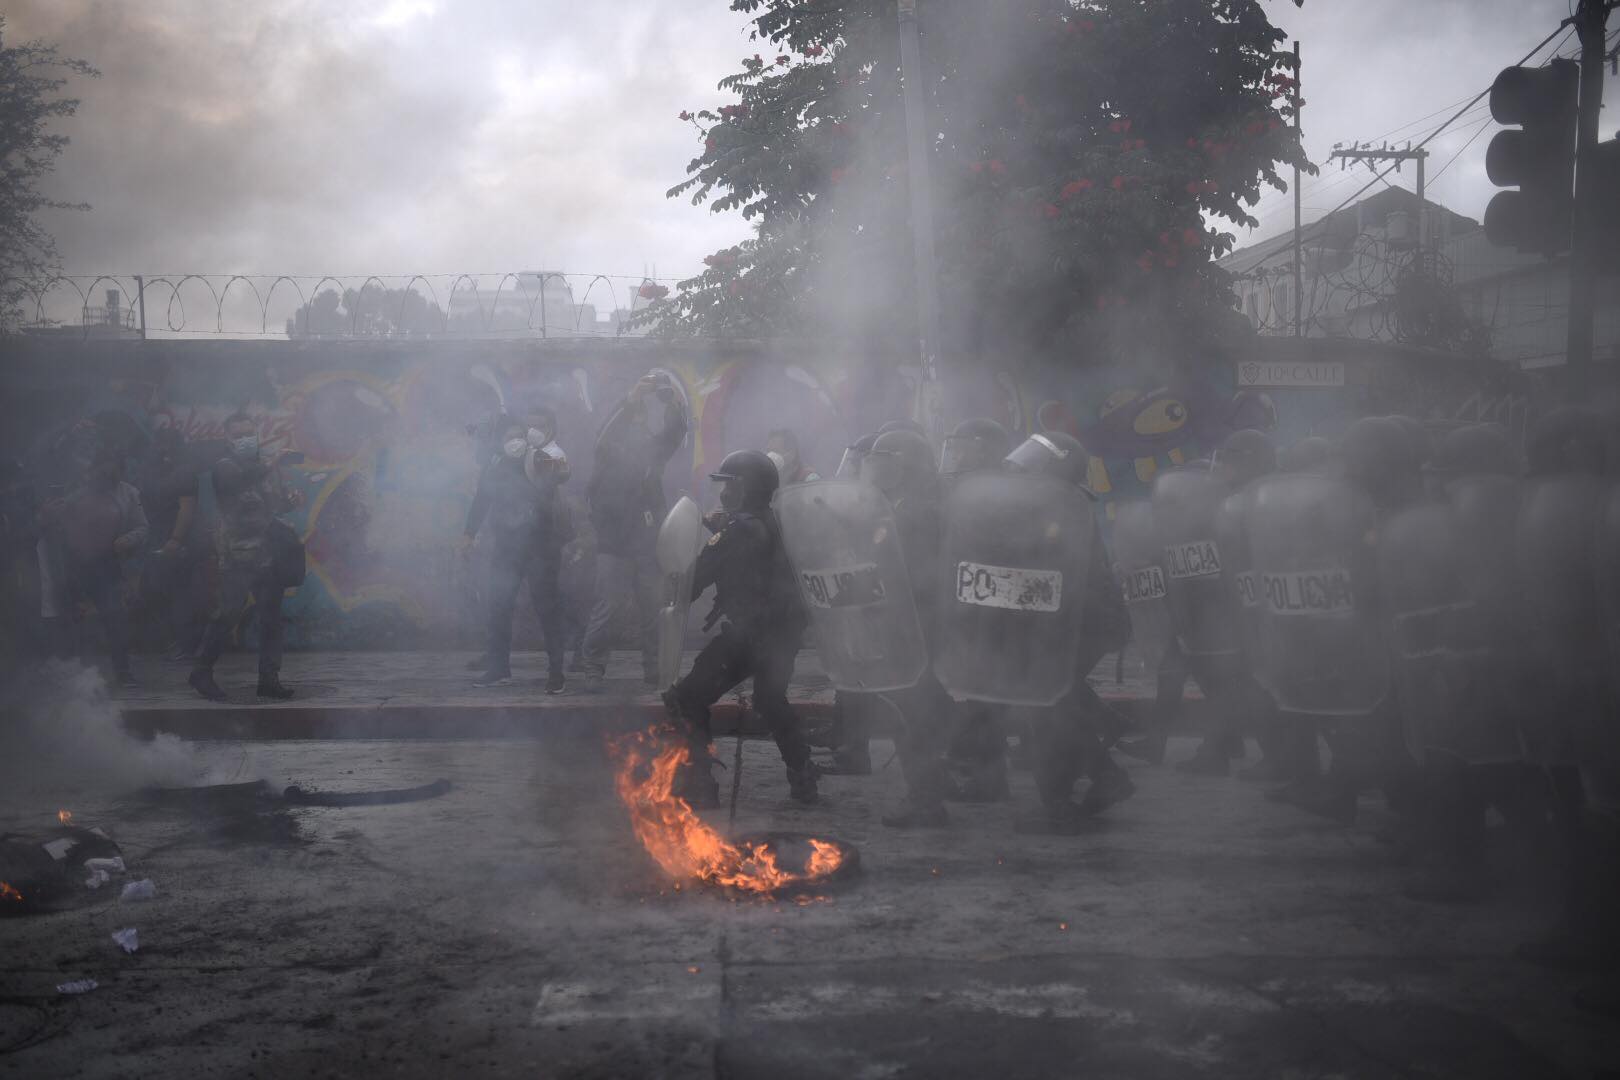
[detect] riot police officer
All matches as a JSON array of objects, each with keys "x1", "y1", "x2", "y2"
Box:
[
  {"x1": 665, "y1": 449, "x2": 818, "y2": 807},
  {"x1": 939, "y1": 418, "x2": 1015, "y2": 802},
  {"x1": 823, "y1": 430, "x2": 884, "y2": 775},
  {"x1": 862, "y1": 428, "x2": 960, "y2": 828},
  {"x1": 1000, "y1": 431, "x2": 1135, "y2": 833}
]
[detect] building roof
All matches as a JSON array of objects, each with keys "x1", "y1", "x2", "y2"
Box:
[{"x1": 1219, "y1": 185, "x2": 1479, "y2": 278}]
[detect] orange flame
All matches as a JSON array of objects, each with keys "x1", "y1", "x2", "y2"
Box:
[
  {"x1": 0, "y1": 881, "x2": 21, "y2": 903},
  {"x1": 610, "y1": 725, "x2": 845, "y2": 895},
  {"x1": 58, "y1": 810, "x2": 72, "y2": 825}
]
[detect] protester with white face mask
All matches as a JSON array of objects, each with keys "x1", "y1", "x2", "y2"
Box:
[{"x1": 459, "y1": 408, "x2": 572, "y2": 692}]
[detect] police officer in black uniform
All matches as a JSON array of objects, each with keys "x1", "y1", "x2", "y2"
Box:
[
  {"x1": 824, "y1": 431, "x2": 883, "y2": 774},
  {"x1": 665, "y1": 449, "x2": 818, "y2": 807}
]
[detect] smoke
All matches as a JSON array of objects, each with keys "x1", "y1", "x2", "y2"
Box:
[{"x1": 0, "y1": 661, "x2": 203, "y2": 802}]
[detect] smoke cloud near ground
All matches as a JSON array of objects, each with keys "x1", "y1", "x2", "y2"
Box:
[{"x1": 0, "y1": 661, "x2": 203, "y2": 801}]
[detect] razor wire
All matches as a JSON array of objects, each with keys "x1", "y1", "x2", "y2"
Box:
[
  {"x1": 1234, "y1": 231, "x2": 1462, "y2": 347},
  {"x1": 3, "y1": 271, "x2": 684, "y2": 340}
]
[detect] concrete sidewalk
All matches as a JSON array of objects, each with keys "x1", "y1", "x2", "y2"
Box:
[{"x1": 112, "y1": 649, "x2": 1201, "y2": 740}]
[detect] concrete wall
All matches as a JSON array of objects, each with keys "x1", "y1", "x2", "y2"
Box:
[{"x1": 0, "y1": 334, "x2": 1509, "y2": 648}]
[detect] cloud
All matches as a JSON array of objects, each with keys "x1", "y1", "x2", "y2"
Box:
[{"x1": 7, "y1": 0, "x2": 756, "y2": 279}]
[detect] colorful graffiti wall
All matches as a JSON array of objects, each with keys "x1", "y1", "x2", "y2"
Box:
[{"x1": 0, "y1": 335, "x2": 1504, "y2": 647}]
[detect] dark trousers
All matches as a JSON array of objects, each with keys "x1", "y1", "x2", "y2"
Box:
[
  {"x1": 485, "y1": 534, "x2": 566, "y2": 674},
  {"x1": 670, "y1": 624, "x2": 810, "y2": 772},
  {"x1": 580, "y1": 550, "x2": 658, "y2": 677},
  {"x1": 66, "y1": 557, "x2": 130, "y2": 676},
  {"x1": 1030, "y1": 639, "x2": 1123, "y2": 805},
  {"x1": 195, "y1": 563, "x2": 284, "y2": 679},
  {"x1": 143, "y1": 546, "x2": 206, "y2": 652},
  {"x1": 892, "y1": 670, "x2": 960, "y2": 804}
]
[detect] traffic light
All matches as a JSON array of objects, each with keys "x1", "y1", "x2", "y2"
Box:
[
  {"x1": 1589, "y1": 138, "x2": 1620, "y2": 275},
  {"x1": 1483, "y1": 59, "x2": 1578, "y2": 254}
]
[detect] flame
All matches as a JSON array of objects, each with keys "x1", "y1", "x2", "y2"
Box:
[
  {"x1": 58, "y1": 810, "x2": 72, "y2": 825},
  {"x1": 610, "y1": 725, "x2": 845, "y2": 895},
  {"x1": 0, "y1": 882, "x2": 21, "y2": 903}
]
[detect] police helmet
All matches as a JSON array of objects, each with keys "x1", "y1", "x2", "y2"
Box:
[
  {"x1": 866, "y1": 429, "x2": 935, "y2": 498},
  {"x1": 709, "y1": 448, "x2": 780, "y2": 511},
  {"x1": 1428, "y1": 423, "x2": 1517, "y2": 478},
  {"x1": 1526, "y1": 406, "x2": 1609, "y2": 476},
  {"x1": 940, "y1": 417, "x2": 1011, "y2": 477},
  {"x1": 877, "y1": 418, "x2": 928, "y2": 439},
  {"x1": 1212, "y1": 428, "x2": 1277, "y2": 487},
  {"x1": 1004, "y1": 431, "x2": 1089, "y2": 487},
  {"x1": 835, "y1": 432, "x2": 880, "y2": 480},
  {"x1": 1337, "y1": 416, "x2": 1410, "y2": 496},
  {"x1": 1282, "y1": 435, "x2": 1332, "y2": 474}
]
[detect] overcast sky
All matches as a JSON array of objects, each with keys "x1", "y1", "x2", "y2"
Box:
[{"x1": 8, "y1": 0, "x2": 1615, "y2": 287}]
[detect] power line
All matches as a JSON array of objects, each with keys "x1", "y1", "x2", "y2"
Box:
[{"x1": 1232, "y1": 19, "x2": 1573, "y2": 279}]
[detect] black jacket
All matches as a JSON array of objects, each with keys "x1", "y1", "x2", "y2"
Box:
[
  {"x1": 691, "y1": 509, "x2": 804, "y2": 640},
  {"x1": 586, "y1": 397, "x2": 686, "y2": 557},
  {"x1": 466, "y1": 456, "x2": 563, "y2": 546}
]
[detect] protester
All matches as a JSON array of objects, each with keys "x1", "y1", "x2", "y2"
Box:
[
  {"x1": 579, "y1": 372, "x2": 687, "y2": 690},
  {"x1": 460, "y1": 409, "x2": 571, "y2": 691},
  {"x1": 137, "y1": 427, "x2": 205, "y2": 660}
]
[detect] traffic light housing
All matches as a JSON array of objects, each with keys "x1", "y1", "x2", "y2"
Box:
[
  {"x1": 1590, "y1": 138, "x2": 1620, "y2": 275},
  {"x1": 1483, "y1": 59, "x2": 1578, "y2": 254}
]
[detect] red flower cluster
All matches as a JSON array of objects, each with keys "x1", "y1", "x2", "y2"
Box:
[
  {"x1": 1121, "y1": 137, "x2": 1147, "y2": 152},
  {"x1": 1107, "y1": 118, "x2": 1133, "y2": 134},
  {"x1": 1058, "y1": 178, "x2": 1093, "y2": 200},
  {"x1": 1109, "y1": 174, "x2": 1141, "y2": 191},
  {"x1": 704, "y1": 137, "x2": 717, "y2": 151},
  {"x1": 803, "y1": 44, "x2": 824, "y2": 57},
  {"x1": 988, "y1": 159, "x2": 1006, "y2": 175},
  {"x1": 776, "y1": 55, "x2": 790, "y2": 65},
  {"x1": 1041, "y1": 202, "x2": 1061, "y2": 220},
  {"x1": 719, "y1": 104, "x2": 749, "y2": 119},
  {"x1": 679, "y1": 110, "x2": 692, "y2": 121},
  {"x1": 638, "y1": 283, "x2": 670, "y2": 300},
  {"x1": 1066, "y1": 18, "x2": 1097, "y2": 33},
  {"x1": 703, "y1": 251, "x2": 740, "y2": 269},
  {"x1": 1016, "y1": 94, "x2": 1029, "y2": 110}
]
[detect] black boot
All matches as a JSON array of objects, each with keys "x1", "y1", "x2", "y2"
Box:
[
  {"x1": 824, "y1": 742, "x2": 873, "y2": 776},
  {"x1": 673, "y1": 761, "x2": 720, "y2": 809},
  {"x1": 786, "y1": 763, "x2": 820, "y2": 805},
  {"x1": 1078, "y1": 763, "x2": 1137, "y2": 815},
  {"x1": 189, "y1": 669, "x2": 228, "y2": 702},
  {"x1": 257, "y1": 675, "x2": 294, "y2": 700}
]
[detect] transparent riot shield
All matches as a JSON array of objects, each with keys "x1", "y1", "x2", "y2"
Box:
[
  {"x1": 1245, "y1": 473, "x2": 1389, "y2": 721},
  {"x1": 1151, "y1": 466, "x2": 1242, "y2": 661},
  {"x1": 772, "y1": 479, "x2": 927, "y2": 693},
  {"x1": 1110, "y1": 498, "x2": 1172, "y2": 677},
  {"x1": 1517, "y1": 474, "x2": 1609, "y2": 764},
  {"x1": 933, "y1": 470, "x2": 1092, "y2": 706},
  {"x1": 655, "y1": 496, "x2": 706, "y2": 690},
  {"x1": 1213, "y1": 487, "x2": 1263, "y2": 665},
  {"x1": 1379, "y1": 503, "x2": 1473, "y2": 763}
]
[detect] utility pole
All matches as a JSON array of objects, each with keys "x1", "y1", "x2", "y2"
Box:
[
  {"x1": 1564, "y1": 0, "x2": 1611, "y2": 393},
  {"x1": 133, "y1": 275, "x2": 147, "y2": 340},
  {"x1": 1292, "y1": 41, "x2": 1303, "y2": 337},
  {"x1": 1329, "y1": 143, "x2": 1431, "y2": 251},
  {"x1": 895, "y1": 0, "x2": 944, "y2": 445}
]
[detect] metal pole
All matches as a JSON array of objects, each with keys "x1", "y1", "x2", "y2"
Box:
[
  {"x1": 896, "y1": 0, "x2": 944, "y2": 444},
  {"x1": 133, "y1": 275, "x2": 147, "y2": 340},
  {"x1": 1415, "y1": 151, "x2": 1426, "y2": 257},
  {"x1": 1292, "y1": 41, "x2": 1303, "y2": 337},
  {"x1": 1564, "y1": 0, "x2": 1608, "y2": 393}
]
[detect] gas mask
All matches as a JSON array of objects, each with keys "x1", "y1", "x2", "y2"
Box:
[
  {"x1": 230, "y1": 434, "x2": 259, "y2": 458},
  {"x1": 526, "y1": 427, "x2": 551, "y2": 448},
  {"x1": 503, "y1": 437, "x2": 528, "y2": 459}
]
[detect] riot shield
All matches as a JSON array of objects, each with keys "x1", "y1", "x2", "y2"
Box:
[
  {"x1": 1516, "y1": 474, "x2": 1608, "y2": 764},
  {"x1": 1151, "y1": 467, "x2": 1242, "y2": 660},
  {"x1": 1244, "y1": 473, "x2": 1389, "y2": 721},
  {"x1": 655, "y1": 496, "x2": 706, "y2": 690},
  {"x1": 1379, "y1": 503, "x2": 1475, "y2": 763},
  {"x1": 1110, "y1": 499, "x2": 1172, "y2": 676},
  {"x1": 772, "y1": 479, "x2": 927, "y2": 693},
  {"x1": 1213, "y1": 487, "x2": 1263, "y2": 664},
  {"x1": 933, "y1": 470, "x2": 1092, "y2": 706}
]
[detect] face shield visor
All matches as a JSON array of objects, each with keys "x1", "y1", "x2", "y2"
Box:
[
  {"x1": 940, "y1": 434, "x2": 992, "y2": 477},
  {"x1": 835, "y1": 445, "x2": 868, "y2": 480},
  {"x1": 1003, "y1": 433, "x2": 1069, "y2": 475},
  {"x1": 863, "y1": 449, "x2": 905, "y2": 496}
]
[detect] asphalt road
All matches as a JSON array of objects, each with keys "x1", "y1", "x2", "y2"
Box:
[{"x1": 1, "y1": 735, "x2": 1616, "y2": 1079}]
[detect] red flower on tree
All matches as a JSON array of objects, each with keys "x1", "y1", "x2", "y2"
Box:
[
  {"x1": 988, "y1": 159, "x2": 1006, "y2": 175},
  {"x1": 803, "y1": 44, "x2": 824, "y2": 57},
  {"x1": 1059, "y1": 178, "x2": 1093, "y2": 200}
]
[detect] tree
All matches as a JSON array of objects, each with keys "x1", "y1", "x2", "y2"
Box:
[
  {"x1": 644, "y1": 0, "x2": 1310, "y2": 373},
  {"x1": 286, "y1": 285, "x2": 447, "y2": 338},
  {"x1": 0, "y1": 17, "x2": 98, "y2": 332}
]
